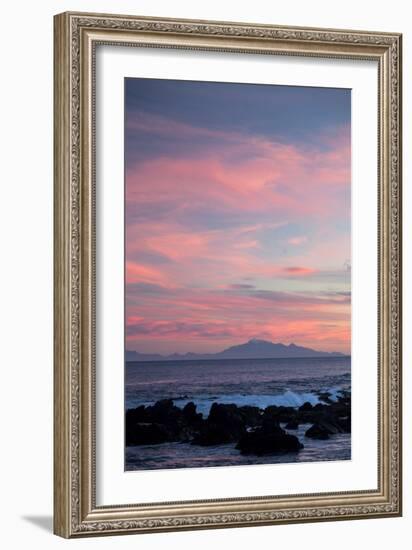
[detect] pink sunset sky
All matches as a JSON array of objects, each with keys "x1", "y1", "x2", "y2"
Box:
[{"x1": 125, "y1": 79, "x2": 351, "y2": 355}]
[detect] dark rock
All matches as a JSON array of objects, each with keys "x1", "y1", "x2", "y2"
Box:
[
  {"x1": 305, "y1": 423, "x2": 330, "y2": 440},
  {"x1": 125, "y1": 392, "x2": 352, "y2": 448},
  {"x1": 208, "y1": 403, "x2": 242, "y2": 423},
  {"x1": 208, "y1": 403, "x2": 246, "y2": 435},
  {"x1": 126, "y1": 422, "x2": 171, "y2": 446},
  {"x1": 328, "y1": 401, "x2": 351, "y2": 420},
  {"x1": 264, "y1": 404, "x2": 279, "y2": 416},
  {"x1": 191, "y1": 403, "x2": 246, "y2": 446},
  {"x1": 238, "y1": 405, "x2": 262, "y2": 427},
  {"x1": 317, "y1": 418, "x2": 343, "y2": 435},
  {"x1": 236, "y1": 425, "x2": 303, "y2": 455},
  {"x1": 178, "y1": 424, "x2": 201, "y2": 443},
  {"x1": 125, "y1": 405, "x2": 149, "y2": 424},
  {"x1": 285, "y1": 419, "x2": 299, "y2": 430},
  {"x1": 336, "y1": 415, "x2": 351, "y2": 433},
  {"x1": 338, "y1": 415, "x2": 352, "y2": 433},
  {"x1": 337, "y1": 389, "x2": 351, "y2": 401},
  {"x1": 261, "y1": 416, "x2": 281, "y2": 432},
  {"x1": 191, "y1": 422, "x2": 245, "y2": 446},
  {"x1": 263, "y1": 405, "x2": 295, "y2": 423},
  {"x1": 318, "y1": 391, "x2": 333, "y2": 404},
  {"x1": 125, "y1": 405, "x2": 154, "y2": 445},
  {"x1": 146, "y1": 399, "x2": 182, "y2": 424},
  {"x1": 126, "y1": 400, "x2": 206, "y2": 446},
  {"x1": 277, "y1": 406, "x2": 297, "y2": 422},
  {"x1": 182, "y1": 401, "x2": 196, "y2": 417},
  {"x1": 182, "y1": 402, "x2": 203, "y2": 424}
]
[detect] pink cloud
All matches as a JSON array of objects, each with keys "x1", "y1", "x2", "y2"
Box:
[
  {"x1": 126, "y1": 113, "x2": 350, "y2": 221},
  {"x1": 287, "y1": 236, "x2": 308, "y2": 246},
  {"x1": 282, "y1": 266, "x2": 317, "y2": 276},
  {"x1": 126, "y1": 261, "x2": 170, "y2": 287},
  {"x1": 124, "y1": 114, "x2": 351, "y2": 354},
  {"x1": 125, "y1": 283, "x2": 351, "y2": 353},
  {"x1": 126, "y1": 313, "x2": 350, "y2": 353}
]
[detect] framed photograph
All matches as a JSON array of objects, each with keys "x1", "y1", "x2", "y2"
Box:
[{"x1": 53, "y1": 12, "x2": 402, "y2": 537}]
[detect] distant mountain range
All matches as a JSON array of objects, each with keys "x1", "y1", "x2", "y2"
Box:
[{"x1": 125, "y1": 338, "x2": 346, "y2": 362}]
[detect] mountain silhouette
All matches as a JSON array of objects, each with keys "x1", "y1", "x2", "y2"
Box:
[{"x1": 126, "y1": 338, "x2": 345, "y2": 362}]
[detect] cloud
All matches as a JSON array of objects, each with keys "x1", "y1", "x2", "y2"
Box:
[
  {"x1": 125, "y1": 283, "x2": 351, "y2": 353},
  {"x1": 124, "y1": 109, "x2": 351, "y2": 353},
  {"x1": 126, "y1": 262, "x2": 171, "y2": 287},
  {"x1": 287, "y1": 236, "x2": 308, "y2": 246},
  {"x1": 125, "y1": 112, "x2": 350, "y2": 225},
  {"x1": 281, "y1": 266, "x2": 317, "y2": 276},
  {"x1": 228, "y1": 283, "x2": 256, "y2": 290},
  {"x1": 126, "y1": 110, "x2": 245, "y2": 145}
]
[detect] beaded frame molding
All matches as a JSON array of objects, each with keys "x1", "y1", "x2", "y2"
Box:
[{"x1": 54, "y1": 11, "x2": 402, "y2": 538}]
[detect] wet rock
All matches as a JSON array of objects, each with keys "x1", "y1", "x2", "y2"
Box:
[
  {"x1": 191, "y1": 403, "x2": 246, "y2": 446},
  {"x1": 317, "y1": 418, "x2": 343, "y2": 435},
  {"x1": 146, "y1": 399, "x2": 182, "y2": 424},
  {"x1": 125, "y1": 404, "x2": 149, "y2": 425},
  {"x1": 126, "y1": 400, "x2": 205, "y2": 446},
  {"x1": 263, "y1": 405, "x2": 295, "y2": 423},
  {"x1": 238, "y1": 405, "x2": 262, "y2": 427},
  {"x1": 305, "y1": 423, "x2": 330, "y2": 440},
  {"x1": 208, "y1": 403, "x2": 243, "y2": 423},
  {"x1": 285, "y1": 419, "x2": 299, "y2": 430},
  {"x1": 125, "y1": 392, "x2": 352, "y2": 448},
  {"x1": 318, "y1": 391, "x2": 333, "y2": 404},
  {"x1": 191, "y1": 422, "x2": 245, "y2": 446},
  {"x1": 236, "y1": 424, "x2": 303, "y2": 455},
  {"x1": 182, "y1": 401, "x2": 203, "y2": 424},
  {"x1": 337, "y1": 415, "x2": 351, "y2": 433},
  {"x1": 126, "y1": 422, "x2": 171, "y2": 446},
  {"x1": 299, "y1": 401, "x2": 313, "y2": 412}
]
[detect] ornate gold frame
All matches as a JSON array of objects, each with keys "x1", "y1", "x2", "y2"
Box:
[{"x1": 53, "y1": 11, "x2": 402, "y2": 538}]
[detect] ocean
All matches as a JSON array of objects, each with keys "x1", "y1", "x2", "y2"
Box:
[{"x1": 125, "y1": 356, "x2": 351, "y2": 471}]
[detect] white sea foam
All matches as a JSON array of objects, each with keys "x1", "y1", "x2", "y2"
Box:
[{"x1": 136, "y1": 387, "x2": 344, "y2": 416}]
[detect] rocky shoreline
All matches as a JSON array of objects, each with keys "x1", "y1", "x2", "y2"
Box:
[{"x1": 126, "y1": 390, "x2": 350, "y2": 456}]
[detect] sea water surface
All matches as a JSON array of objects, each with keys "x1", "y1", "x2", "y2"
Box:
[{"x1": 125, "y1": 356, "x2": 351, "y2": 470}]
